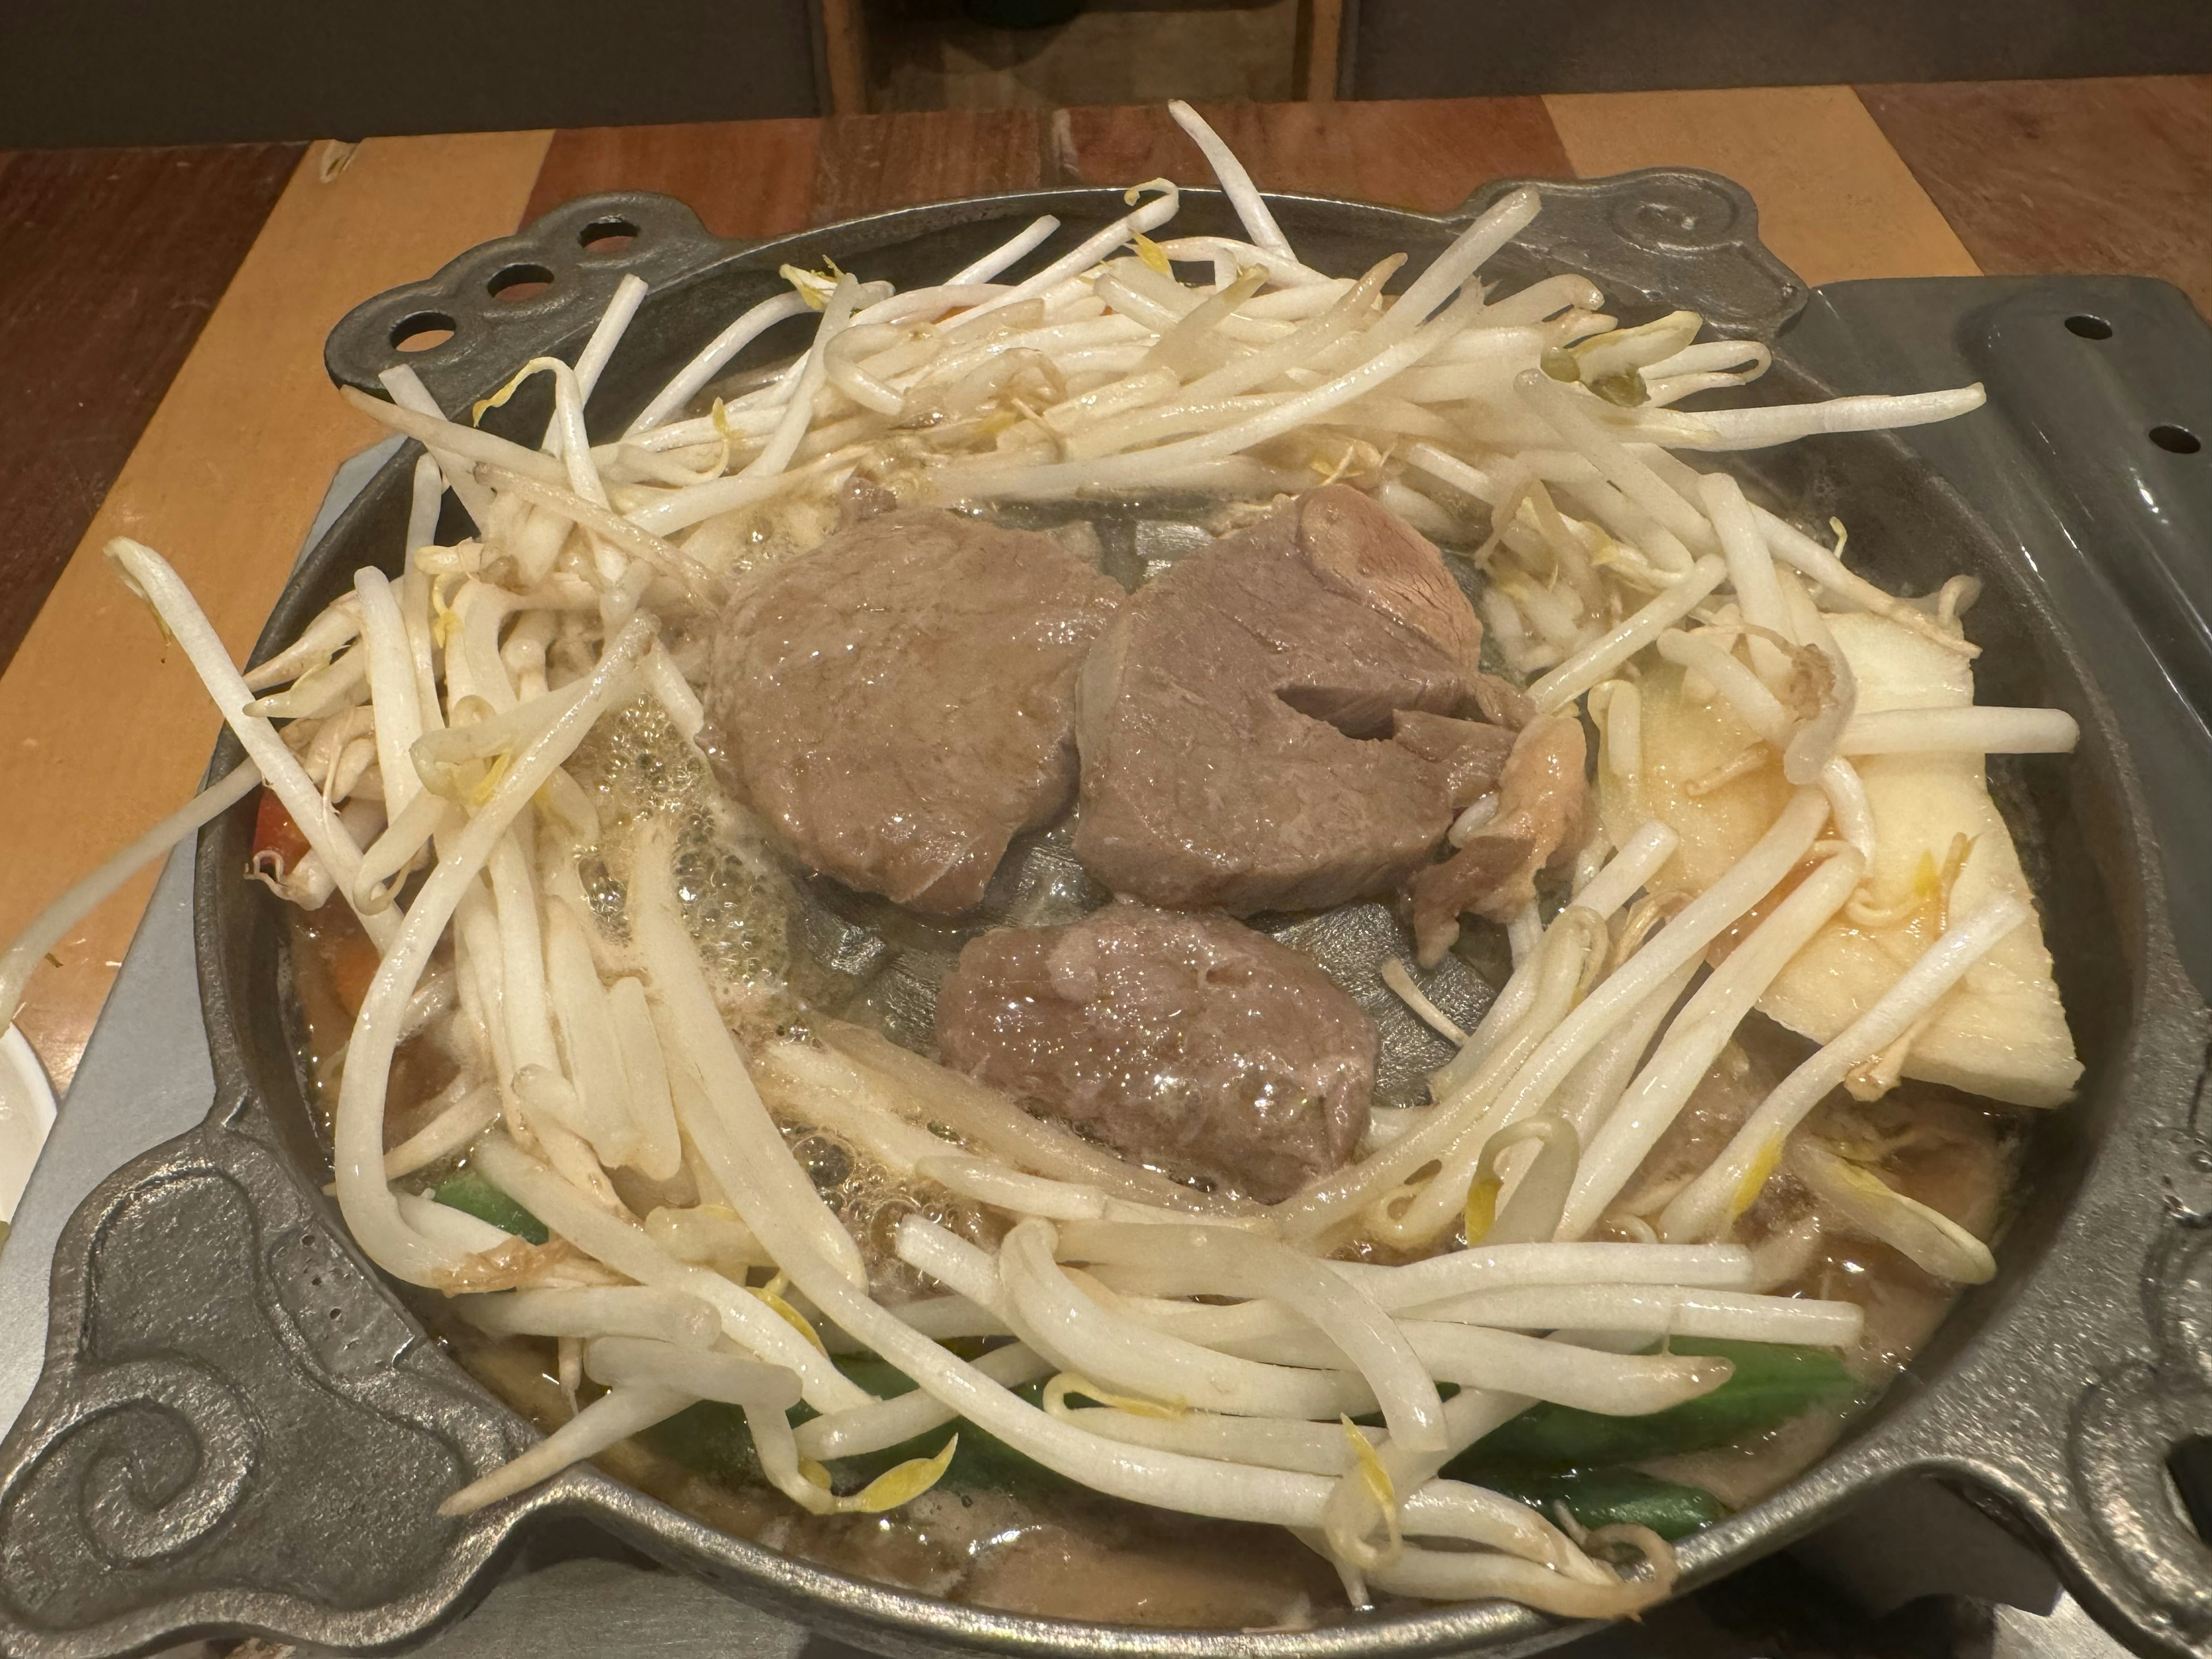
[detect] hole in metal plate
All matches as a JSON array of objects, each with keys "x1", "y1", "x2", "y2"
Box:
[
  {"x1": 2064, "y1": 314, "x2": 2114, "y2": 340},
  {"x1": 2150, "y1": 424, "x2": 2202, "y2": 456},
  {"x1": 488, "y1": 263, "x2": 555, "y2": 303},
  {"x1": 579, "y1": 217, "x2": 639, "y2": 256},
  {"x1": 389, "y1": 312, "x2": 455, "y2": 353}
]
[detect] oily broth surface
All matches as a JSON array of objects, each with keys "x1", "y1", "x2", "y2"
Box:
[{"x1": 281, "y1": 494, "x2": 2028, "y2": 1626}]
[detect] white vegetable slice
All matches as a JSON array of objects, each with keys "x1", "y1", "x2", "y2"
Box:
[{"x1": 1597, "y1": 612, "x2": 2080, "y2": 1106}]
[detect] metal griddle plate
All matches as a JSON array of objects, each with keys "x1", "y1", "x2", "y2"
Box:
[{"x1": 2, "y1": 176, "x2": 2211, "y2": 1659}]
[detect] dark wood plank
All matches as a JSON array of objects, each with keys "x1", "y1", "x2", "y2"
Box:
[
  {"x1": 0, "y1": 141, "x2": 302, "y2": 673},
  {"x1": 810, "y1": 109, "x2": 1045, "y2": 224},
  {"x1": 527, "y1": 120, "x2": 823, "y2": 241},
  {"x1": 1055, "y1": 97, "x2": 1571, "y2": 213},
  {"x1": 531, "y1": 112, "x2": 1050, "y2": 240},
  {"x1": 1859, "y1": 75, "x2": 2212, "y2": 315}
]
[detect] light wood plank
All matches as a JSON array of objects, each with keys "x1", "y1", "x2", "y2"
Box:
[
  {"x1": 1543, "y1": 85, "x2": 1979, "y2": 286},
  {"x1": 1861, "y1": 75, "x2": 2212, "y2": 316},
  {"x1": 0, "y1": 129, "x2": 551, "y2": 1090}
]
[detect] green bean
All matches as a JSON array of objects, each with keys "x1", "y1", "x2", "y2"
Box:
[
  {"x1": 1465, "y1": 1466, "x2": 1726, "y2": 1541},
  {"x1": 434, "y1": 1169, "x2": 548, "y2": 1245},
  {"x1": 1456, "y1": 1339, "x2": 1859, "y2": 1469}
]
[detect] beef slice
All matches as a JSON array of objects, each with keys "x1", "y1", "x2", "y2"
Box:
[
  {"x1": 935, "y1": 900, "x2": 1377, "y2": 1202},
  {"x1": 1074, "y1": 485, "x2": 1491, "y2": 914},
  {"x1": 707, "y1": 507, "x2": 1121, "y2": 914}
]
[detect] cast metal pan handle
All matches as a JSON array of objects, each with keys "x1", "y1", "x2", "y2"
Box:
[
  {"x1": 1453, "y1": 167, "x2": 1807, "y2": 341},
  {"x1": 331, "y1": 169, "x2": 1810, "y2": 421},
  {"x1": 0, "y1": 1108, "x2": 536, "y2": 1658},
  {"x1": 1921, "y1": 1093, "x2": 2212, "y2": 1659},
  {"x1": 2058, "y1": 1207, "x2": 2212, "y2": 1657},
  {"x1": 323, "y1": 190, "x2": 740, "y2": 415}
]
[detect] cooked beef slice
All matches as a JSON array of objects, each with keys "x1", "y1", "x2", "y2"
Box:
[
  {"x1": 1389, "y1": 709, "x2": 1517, "y2": 808},
  {"x1": 706, "y1": 507, "x2": 1122, "y2": 914},
  {"x1": 1406, "y1": 713, "x2": 1592, "y2": 966},
  {"x1": 1074, "y1": 485, "x2": 1492, "y2": 913},
  {"x1": 935, "y1": 900, "x2": 1377, "y2": 1202}
]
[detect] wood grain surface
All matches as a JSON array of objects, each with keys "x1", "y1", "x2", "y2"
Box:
[
  {"x1": 0, "y1": 131, "x2": 550, "y2": 1089},
  {"x1": 529, "y1": 111, "x2": 1055, "y2": 241},
  {"x1": 1055, "y1": 97, "x2": 1571, "y2": 210},
  {"x1": 528, "y1": 119, "x2": 824, "y2": 243},
  {"x1": 0, "y1": 142, "x2": 302, "y2": 667},
  {"x1": 526, "y1": 98, "x2": 1572, "y2": 248},
  {"x1": 1544, "y1": 85, "x2": 1979, "y2": 285},
  {"x1": 1861, "y1": 74, "x2": 2212, "y2": 314},
  {"x1": 812, "y1": 108, "x2": 1047, "y2": 221}
]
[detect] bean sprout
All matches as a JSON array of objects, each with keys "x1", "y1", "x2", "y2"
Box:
[
  {"x1": 0, "y1": 758, "x2": 260, "y2": 1028},
  {"x1": 1660, "y1": 894, "x2": 2033, "y2": 1241}
]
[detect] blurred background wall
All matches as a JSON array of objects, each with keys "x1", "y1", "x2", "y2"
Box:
[
  {"x1": 1, "y1": 0, "x2": 2207, "y2": 145},
  {"x1": 0, "y1": 0, "x2": 826, "y2": 147},
  {"x1": 1340, "y1": 0, "x2": 2212, "y2": 100}
]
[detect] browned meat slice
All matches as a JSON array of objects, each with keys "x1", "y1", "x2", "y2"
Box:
[
  {"x1": 706, "y1": 507, "x2": 1122, "y2": 914},
  {"x1": 936, "y1": 900, "x2": 1377, "y2": 1202},
  {"x1": 1406, "y1": 714, "x2": 1593, "y2": 965},
  {"x1": 1468, "y1": 671, "x2": 1537, "y2": 732},
  {"x1": 1296, "y1": 485, "x2": 1484, "y2": 681},
  {"x1": 1391, "y1": 710, "x2": 1516, "y2": 807},
  {"x1": 1074, "y1": 485, "x2": 1491, "y2": 914}
]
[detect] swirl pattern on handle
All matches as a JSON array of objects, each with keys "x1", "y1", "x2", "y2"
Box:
[
  {"x1": 0, "y1": 1126, "x2": 518, "y2": 1653},
  {"x1": 1456, "y1": 168, "x2": 1803, "y2": 339},
  {"x1": 2069, "y1": 1220, "x2": 2212, "y2": 1642},
  {"x1": 1605, "y1": 173, "x2": 1746, "y2": 253},
  {"x1": 71, "y1": 1359, "x2": 259, "y2": 1566}
]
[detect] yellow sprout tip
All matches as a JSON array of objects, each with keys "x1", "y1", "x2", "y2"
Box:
[
  {"x1": 751, "y1": 1280, "x2": 829, "y2": 1355},
  {"x1": 465, "y1": 750, "x2": 514, "y2": 810},
  {"x1": 471, "y1": 357, "x2": 556, "y2": 426},
  {"x1": 1046, "y1": 1372, "x2": 1184, "y2": 1419},
  {"x1": 778, "y1": 263, "x2": 834, "y2": 310},
  {"x1": 1729, "y1": 1138, "x2": 1785, "y2": 1225},
  {"x1": 1341, "y1": 1416, "x2": 1394, "y2": 1497},
  {"x1": 843, "y1": 1435, "x2": 959, "y2": 1513},
  {"x1": 1464, "y1": 1175, "x2": 1502, "y2": 1247},
  {"x1": 1340, "y1": 1417, "x2": 1403, "y2": 1552}
]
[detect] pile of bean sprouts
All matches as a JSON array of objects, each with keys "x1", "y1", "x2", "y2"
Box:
[{"x1": 17, "y1": 101, "x2": 2086, "y2": 1620}]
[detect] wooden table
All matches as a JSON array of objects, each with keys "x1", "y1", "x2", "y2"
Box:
[{"x1": 0, "y1": 80, "x2": 2206, "y2": 1092}]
